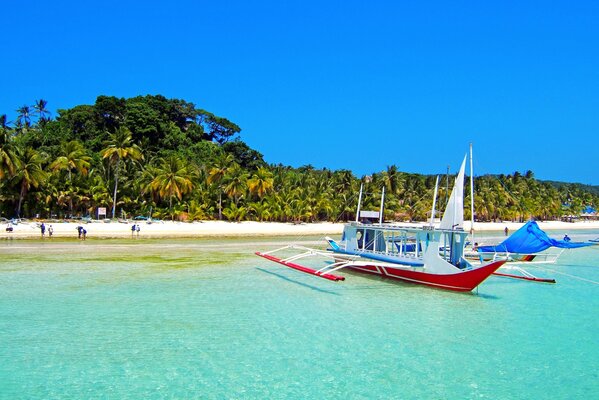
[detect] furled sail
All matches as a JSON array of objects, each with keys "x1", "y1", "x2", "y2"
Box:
[{"x1": 439, "y1": 155, "x2": 467, "y2": 230}]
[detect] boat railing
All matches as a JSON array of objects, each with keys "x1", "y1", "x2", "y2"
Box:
[
  {"x1": 354, "y1": 248, "x2": 422, "y2": 261},
  {"x1": 475, "y1": 249, "x2": 563, "y2": 264},
  {"x1": 260, "y1": 244, "x2": 340, "y2": 263}
]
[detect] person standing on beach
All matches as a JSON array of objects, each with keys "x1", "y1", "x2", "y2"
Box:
[
  {"x1": 77, "y1": 225, "x2": 83, "y2": 239},
  {"x1": 504, "y1": 226, "x2": 509, "y2": 236},
  {"x1": 136, "y1": 224, "x2": 140, "y2": 237},
  {"x1": 40, "y1": 223, "x2": 46, "y2": 238},
  {"x1": 131, "y1": 224, "x2": 136, "y2": 237},
  {"x1": 48, "y1": 225, "x2": 53, "y2": 238},
  {"x1": 82, "y1": 228, "x2": 87, "y2": 240}
]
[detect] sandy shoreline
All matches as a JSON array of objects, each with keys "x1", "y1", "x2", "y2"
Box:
[{"x1": 2, "y1": 219, "x2": 599, "y2": 240}]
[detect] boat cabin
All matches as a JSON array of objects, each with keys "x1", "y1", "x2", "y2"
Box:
[{"x1": 340, "y1": 222, "x2": 469, "y2": 268}]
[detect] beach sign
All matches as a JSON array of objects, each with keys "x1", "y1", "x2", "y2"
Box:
[{"x1": 360, "y1": 210, "x2": 380, "y2": 219}]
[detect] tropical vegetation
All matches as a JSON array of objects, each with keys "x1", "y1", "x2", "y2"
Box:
[{"x1": 1, "y1": 95, "x2": 597, "y2": 223}]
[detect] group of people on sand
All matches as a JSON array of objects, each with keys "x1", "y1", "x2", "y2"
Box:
[
  {"x1": 39, "y1": 223, "x2": 86, "y2": 239},
  {"x1": 39, "y1": 222, "x2": 54, "y2": 238},
  {"x1": 40, "y1": 223, "x2": 86, "y2": 239},
  {"x1": 76, "y1": 225, "x2": 87, "y2": 240},
  {"x1": 131, "y1": 223, "x2": 141, "y2": 237}
]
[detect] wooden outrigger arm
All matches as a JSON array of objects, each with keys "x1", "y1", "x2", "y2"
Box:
[
  {"x1": 492, "y1": 265, "x2": 556, "y2": 283},
  {"x1": 256, "y1": 245, "x2": 358, "y2": 282}
]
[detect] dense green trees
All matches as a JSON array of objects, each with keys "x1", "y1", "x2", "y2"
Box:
[{"x1": 0, "y1": 94, "x2": 597, "y2": 222}]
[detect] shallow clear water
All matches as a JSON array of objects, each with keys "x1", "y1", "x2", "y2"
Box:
[{"x1": 1, "y1": 233, "x2": 598, "y2": 399}]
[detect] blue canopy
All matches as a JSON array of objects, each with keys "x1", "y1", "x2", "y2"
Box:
[{"x1": 478, "y1": 221, "x2": 594, "y2": 254}]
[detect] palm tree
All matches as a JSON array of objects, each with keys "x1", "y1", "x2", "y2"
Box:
[
  {"x1": 0, "y1": 114, "x2": 10, "y2": 134},
  {"x1": 222, "y1": 203, "x2": 248, "y2": 222},
  {"x1": 223, "y1": 164, "x2": 248, "y2": 206},
  {"x1": 50, "y1": 140, "x2": 91, "y2": 181},
  {"x1": 33, "y1": 99, "x2": 50, "y2": 126},
  {"x1": 187, "y1": 199, "x2": 211, "y2": 220},
  {"x1": 12, "y1": 147, "x2": 47, "y2": 217},
  {"x1": 15, "y1": 105, "x2": 32, "y2": 132},
  {"x1": 247, "y1": 167, "x2": 274, "y2": 199},
  {"x1": 207, "y1": 153, "x2": 235, "y2": 220},
  {"x1": 89, "y1": 175, "x2": 112, "y2": 216},
  {"x1": 0, "y1": 115, "x2": 17, "y2": 179},
  {"x1": 101, "y1": 127, "x2": 143, "y2": 218},
  {"x1": 149, "y1": 155, "x2": 195, "y2": 220},
  {"x1": 383, "y1": 165, "x2": 405, "y2": 196},
  {"x1": 248, "y1": 201, "x2": 271, "y2": 221}
]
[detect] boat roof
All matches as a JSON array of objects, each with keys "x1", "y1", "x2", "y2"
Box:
[{"x1": 347, "y1": 221, "x2": 468, "y2": 235}]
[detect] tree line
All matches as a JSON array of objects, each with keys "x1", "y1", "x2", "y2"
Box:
[{"x1": 1, "y1": 95, "x2": 597, "y2": 222}]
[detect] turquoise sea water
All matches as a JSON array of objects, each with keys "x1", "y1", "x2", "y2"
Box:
[{"x1": 1, "y1": 232, "x2": 598, "y2": 399}]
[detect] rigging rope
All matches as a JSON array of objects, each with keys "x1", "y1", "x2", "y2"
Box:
[{"x1": 536, "y1": 266, "x2": 599, "y2": 285}]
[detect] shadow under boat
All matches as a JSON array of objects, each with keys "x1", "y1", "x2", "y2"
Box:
[{"x1": 255, "y1": 267, "x2": 341, "y2": 295}]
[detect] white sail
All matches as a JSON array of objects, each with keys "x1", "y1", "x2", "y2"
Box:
[
  {"x1": 439, "y1": 155, "x2": 467, "y2": 230},
  {"x1": 429, "y1": 175, "x2": 439, "y2": 226}
]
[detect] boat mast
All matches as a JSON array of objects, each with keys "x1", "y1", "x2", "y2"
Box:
[
  {"x1": 379, "y1": 186, "x2": 385, "y2": 224},
  {"x1": 469, "y1": 143, "x2": 475, "y2": 238},
  {"x1": 356, "y1": 183, "x2": 363, "y2": 222},
  {"x1": 430, "y1": 175, "x2": 439, "y2": 227},
  {"x1": 445, "y1": 165, "x2": 450, "y2": 206}
]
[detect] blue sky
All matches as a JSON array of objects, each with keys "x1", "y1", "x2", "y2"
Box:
[{"x1": 1, "y1": 1, "x2": 598, "y2": 184}]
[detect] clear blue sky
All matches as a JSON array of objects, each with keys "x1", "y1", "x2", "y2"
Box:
[{"x1": 1, "y1": 1, "x2": 598, "y2": 184}]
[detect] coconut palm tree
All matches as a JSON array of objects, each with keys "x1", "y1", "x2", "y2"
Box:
[
  {"x1": 207, "y1": 153, "x2": 235, "y2": 219},
  {"x1": 101, "y1": 127, "x2": 143, "y2": 218},
  {"x1": 222, "y1": 203, "x2": 248, "y2": 222},
  {"x1": 0, "y1": 116, "x2": 17, "y2": 179},
  {"x1": 33, "y1": 99, "x2": 50, "y2": 126},
  {"x1": 50, "y1": 140, "x2": 91, "y2": 181},
  {"x1": 149, "y1": 155, "x2": 195, "y2": 220},
  {"x1": 89, "y1": 175, "x2": 113, "y2": 216},
  {"x1": 247, "y1": 167, "x2": 274, "y2": 199},
  {"x1": 248, "y1": 201, "x2": 271, "y2": 221},
  {"x1": 15, "y1": 105, "x2": 32, "y2": 133},
  {"x1": 12, "y1": 147, "x2": 47, "y2": 217},
  {"x1": 223, "y1": 164, "x2": 248, "y2": 206},
  {"x1": 383, "y1": 164, "x2": 405, "y2": 196},
  {"x1": 187, "y1": 199, "x2": 211, "y2": 221}
]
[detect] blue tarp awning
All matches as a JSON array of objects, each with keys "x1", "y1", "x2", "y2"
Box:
[{"x1": 478, "y1": 221, "x2": 594, "y2": 254}]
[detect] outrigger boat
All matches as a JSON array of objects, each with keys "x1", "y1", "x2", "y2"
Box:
[
  {"x1": 256, "y1": 149, "x2": 507, "y2": 292},
  {"x1": 476, "y1": 220, "x2": 594, "y2": 263},
  {"x1": 470, "y1": 220, "x2": 595, "y2": 283}
]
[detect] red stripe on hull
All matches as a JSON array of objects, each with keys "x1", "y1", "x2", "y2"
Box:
[
  {"x1": 256, "y1": 252, "x2": 345, "y2": 281},
  {"x1": 347, "y1": 260, "x2": 506, "y2": 292}
]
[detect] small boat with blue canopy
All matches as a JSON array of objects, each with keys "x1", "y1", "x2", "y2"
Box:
[{"x1": 473, "y1": 220, "x2": 595, "y2": 282}]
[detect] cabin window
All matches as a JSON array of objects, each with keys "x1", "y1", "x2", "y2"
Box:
[{"x1": 365, "y1": 230, "x2": 374, "y2": 251}]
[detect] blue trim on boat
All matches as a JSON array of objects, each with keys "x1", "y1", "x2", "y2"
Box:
[{"x1": 330, "y1": 249, "x2": 425, "y2": 267}]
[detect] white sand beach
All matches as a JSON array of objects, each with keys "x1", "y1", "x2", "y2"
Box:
[{"x1": 2, "y1": 219, "x2": 599, "y2": 240}]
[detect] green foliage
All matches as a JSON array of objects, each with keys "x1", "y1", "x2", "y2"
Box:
[
  {"x1": 222, "y1": 203, "x2": 248, "y2": 222},
  {"x1": 1, "y1": 95, "x2": 598, "y2": 222},
  {"x1": 223, "y1": 139, "x2": 266, "y2": 170}
]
